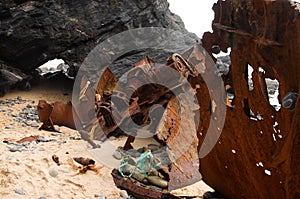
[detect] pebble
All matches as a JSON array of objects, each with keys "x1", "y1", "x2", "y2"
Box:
[
  {"x1": 51, "y1": 133, "x2": 61, "y2": 137},
  {"x1": 5, "y1": 125, "x2": 13, "y2": 129},
  {"x1": 39, "y1": 197, "x2": 47, "y2": 199},
  {"x1": 9, "y1": 146, "x2": 23, "y2": 152},
  {"x1": 137, "y1": 147, "x2": 146, "y2": 154},
  {"x1": 94, "y1": 194, "x2": 106, "y2": 199},
  {"x1": 15, "y1": 188, "x2": 26, "y2": 195},
  {"x1": 119, "y1": 190, "x2": 129, "y2": 198},
  {"x1": 57, "y1": 140, "x2": 67, "y2": 144},
  {"x1": 148, "y1": 144, "x2": 160, "y2": 152},
  {"x1": 38, "y1": 147, "x2": 45, "y2": 151},
  {"x1": 22, "y1": 141, "x2": 31, "y2": 147},
  {"x1": 49, "y1": 169, "x2": 58, "y2": 177},
  {"x1": 113, "y1": 150, "x2": 122, "y2": 160},
  {"x1": 54, "y1": 125, "x2": 60, "y2": 132},
  {"x1": 1, "y1": 98, "x2": 40, "y2": 128},
  {"x1": 126, "y1": 149, "x2": 141, "y2": 158},
  {"x1": 36, "y1": 137, "x2": 49, "y2": 142}
]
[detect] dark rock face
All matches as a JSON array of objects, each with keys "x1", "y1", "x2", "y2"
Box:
[{"x1": 0, "y1": 0, "x2": 197, "y2": 75}]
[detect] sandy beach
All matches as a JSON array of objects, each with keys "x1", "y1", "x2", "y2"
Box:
[{"x1": 0, "y1": 77, "x2": 213, "y2": 199}]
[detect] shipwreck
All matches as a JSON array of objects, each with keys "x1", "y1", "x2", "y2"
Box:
[{"x1": 26, "y1": 0, "x2": 300, "y2": 198}]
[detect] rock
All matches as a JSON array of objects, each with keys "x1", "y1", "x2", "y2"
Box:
[
  {"x1": 9, "y1": 145, "x2": 23, "y2": 152},
  {"x1": 113, "y1": 150, "x2": 122, "y2": 160},
  {"x1": 94, "y1": 194, "x2": 106, "y2": 199},
  {"x1": 22, "y1": 141, "x2": 31, "y2": 147},
  {"x1": 282, "y1": 92, "x2": 298, "y2": 111},
  {"x1": 38, "y1": 147, "x2": 45, "y2": 151},
  {"x1": 30, "y1": 122, "x2": 39, "y2": 128},
  {"x1": 36, "y1": 137, "x2": 49, "y2": 142},
  {"x1": 137, "y1": 147, "x2": 146, "y2": 154},
  {"x1": 49, "y1": 168, "x2": 58, "y2": 177},
  {"x1": 53, "y1": 125, "x2": 60, "y2": 132},
  {"x1": 148, "y1": 144, "x2": 160, "y2": 152},
  {"x1": 0, "y1": 0, "x2": 197, "y2": 84},
  {"x1": 126, "y1": 149, "x2": 141, "y2": 158},
  {"x1": 4, "y1": 125, "x2": 13, "y2": 129},
  {"x1": 119, "y1": 190, "x2": 129, "y2": 198},
  {"x1": 57, "y1": 140, "x2": 67, "y2": 144},
  {"x1": 215, "y1": 55, "x2": 231, "y2": 76},
  {"x1": 15, "y1": 188, "x2": 26, "y2": 195},
  {"x1": 39, "y1": 197, "x2": 47, "y2": 199}
]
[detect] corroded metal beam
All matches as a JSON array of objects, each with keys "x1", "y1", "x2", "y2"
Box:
[{"x1": 201, "y1": 0, "x2": 300, "y2": 198}]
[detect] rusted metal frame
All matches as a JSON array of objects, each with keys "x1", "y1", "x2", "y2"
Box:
[
  {"x1": 200, "y1": 0, "x2": 300, "y2": 198},
  {"x1": 213, "y1": 22, "x2": 283, "y2": 46}
]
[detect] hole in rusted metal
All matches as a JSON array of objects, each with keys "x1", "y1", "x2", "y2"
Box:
[
  {"x1": 256, "y1": 162, "x2": 264, "y2": 167},
  {"x1": 265, "y1": 78, "x2": 280, "y2": 111},
  {"x1": 264, "y1": 169, "x2": 272, "y2": 176},
  {"x1": 246, "y1": 64, "x2": 254, "y2": 91}
]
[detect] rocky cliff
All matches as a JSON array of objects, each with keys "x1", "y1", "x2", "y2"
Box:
[{"x1": 0, "y1": 0, "x2": 197, "y2": 78}]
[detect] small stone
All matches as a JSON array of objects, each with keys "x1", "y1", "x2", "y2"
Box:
[
  {"x1": 22, "y1": 142, "x2": 31, "y2": 147},
  {"x1": 9, "y1": 146, "x2": 23, "y2": 152},
  {"x1": 5, "y1": 125, "x2": 13, "y2": 129},
  {"x1": 119, "y1": 190, "x2": 129, "y2": 198},
  {"x1": 26, "y1": 104, "x2": 32, "y2": 108},
  {"x1": 54, "y1": 125, "x2": 60, "y2": 132},
  {"x1": 148, "y1": 144, "x2": 160, "y2": 152},
  {"x1": 15, "y1": 188, "x2": 25, "y2": 195},
  {"x1": 113, "y1": 150, "x2": 122, "y2": 160},
  {"x1": 137, "y1": 147, "x2": 146, "y2": 154},
  {"x1": 94, "y1": 194, "x2": 106, "y2": 199},
  {"x1": 39, "y1": 197, "x2": 47, "y2": 199},
  {"x1": 36, "y1": 137, "x2": 49, "y2": 142},
  {"x1": 282, "y1": 92, "x2": 298, "y2": 111},
  {"x1": 38, "y1": 147, "x2": 45, "y2": 151},
  {"x1": 30, "y1": 122, "x2": 40, "y2": 128},
  {"x1": 126, "y1": 149, "x2": 141, "y2": 158},
  {"x1": 49, "y1": 168, "x2": 58, "y2": 177},
  {"x1": 57, "y1": 140, "x2": 66, "y2": 144}
]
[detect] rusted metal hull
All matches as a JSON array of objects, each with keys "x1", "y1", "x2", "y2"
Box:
[
  {"x1": 112, "y1": 169, "x2": 180, "y2": 199},
  {"x1": 200, "y1": 0, "x2": 300, "y2": 198},
  {"x1": 74, "y1": 1, "x2": 300, "y2": 198}
]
